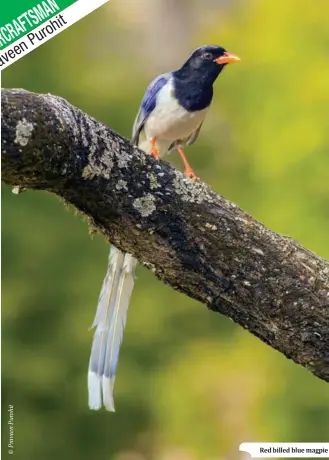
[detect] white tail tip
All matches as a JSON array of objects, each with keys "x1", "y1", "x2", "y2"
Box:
[
  {"x1": 88, "y1": 372, "x2": 102, "y2": 410},
  {"x1": 87, "y1": 372, "x2": 116, "y2": 412},
  {"x1": 102, "y1": 376, "x2": 115, "y2": 412}
]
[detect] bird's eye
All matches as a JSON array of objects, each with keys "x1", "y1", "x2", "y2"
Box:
[{"x1": 202, "y1": 52, "x2": 213, "y2": 60}]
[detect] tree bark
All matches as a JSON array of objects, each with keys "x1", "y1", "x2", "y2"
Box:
[{"x1": 2, "y1": 88, "x2": 329, "y2": 382}]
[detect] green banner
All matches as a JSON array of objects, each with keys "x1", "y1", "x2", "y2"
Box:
[{"x1": 0, "y1": 0, "x2": 76, "y2": 49}]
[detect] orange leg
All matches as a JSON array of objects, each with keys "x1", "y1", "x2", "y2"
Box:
[
  {"x1": 150, "y1": 137, "x2": 160, "y2": 159},
  {"x1": 177, "y1": 147, "x2": 200, "y2": 181}
]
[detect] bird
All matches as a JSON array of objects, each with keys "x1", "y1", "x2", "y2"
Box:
[{"x1": 88, "y1": 44, "x2": 240, "y2": 411}]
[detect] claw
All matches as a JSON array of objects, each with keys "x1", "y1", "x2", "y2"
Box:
[
  {"x1": 178, "y1": 147, "x2": 200, "y2": 181},
  {"x1": 151, "y1": 148, "x2": 160, "y2": 159},
  {"x1": 184, "y1": 168, "x2": 200, "y2": 181},
  {"x1": 150, "y1": 137, "x2": 160, "y2": 159}
]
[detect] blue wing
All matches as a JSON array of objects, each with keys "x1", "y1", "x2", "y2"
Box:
[{"x1": 132, "y1": 73, "x2": 170, "y2": 144}]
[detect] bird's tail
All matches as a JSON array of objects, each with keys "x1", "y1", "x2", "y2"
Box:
[{"x1": 88, "y1": 246, "x2": 137, "y2": 411}]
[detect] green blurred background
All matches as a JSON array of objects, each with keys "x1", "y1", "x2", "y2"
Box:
[{"x1": 2, "y1": 0, "x2": 329, "y2": 458}]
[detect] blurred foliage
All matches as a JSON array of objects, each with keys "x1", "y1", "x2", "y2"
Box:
[{"x1": 2, "y1": 0, "x2": 329, "y2": 459}]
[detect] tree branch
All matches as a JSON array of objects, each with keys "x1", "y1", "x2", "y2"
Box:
[{"x1": 2, "y1": 88, "x2": 329, "y2": 382}]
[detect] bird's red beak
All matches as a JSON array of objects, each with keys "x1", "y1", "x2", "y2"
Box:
[{"x1": 215, "y1": 51, "x2": 240, "y2": 64}]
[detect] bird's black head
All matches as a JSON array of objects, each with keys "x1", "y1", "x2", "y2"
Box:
[
  {"x1": 176, "y1": 44, "x2": 240, "y2": 85},
  {"x1": 173, "y1": 45, "x2": 240, "y2": 112}
]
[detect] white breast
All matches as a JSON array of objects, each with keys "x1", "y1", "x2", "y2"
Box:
[{"x1": 144, "y1": 79, "x2": 208, "y2": 142}]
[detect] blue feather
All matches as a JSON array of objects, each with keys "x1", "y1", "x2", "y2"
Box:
[
  {"x1": 132, "y1": 73, "x2": 171, "y2": 144},
  {"x1": 141, "y1": 73, "x2": 170, "y2": 117}
]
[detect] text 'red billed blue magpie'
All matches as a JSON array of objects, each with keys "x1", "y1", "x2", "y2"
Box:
[{"x1": 88, "y1": 44, "x2": 240, "y2": 411}]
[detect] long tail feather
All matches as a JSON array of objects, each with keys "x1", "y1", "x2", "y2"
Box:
[{"x1": 88, "y1": 247, "x2": 137, "y2": 411}]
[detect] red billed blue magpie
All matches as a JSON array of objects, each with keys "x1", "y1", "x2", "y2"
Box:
[{"x1": 88, "y1": 45, "x2": 240, "y2": 411}]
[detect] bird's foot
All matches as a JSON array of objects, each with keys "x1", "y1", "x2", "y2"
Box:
[
  {"x1": 150, "y1": 137, "x2": 160, "y2": 159},
  {"x1": 178, "y1": 147, "x2": 199, "y2": 181},
  {"x1": 151, "y1": 147, "x2": 160, "y2": 159},
  {"x1": 184, "y1": 167, "x2": 200, "y2": 181}
]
